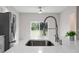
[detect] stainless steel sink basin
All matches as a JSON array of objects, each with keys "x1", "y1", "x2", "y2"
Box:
[{"x1": 26, "y1": 40, "x2": 54, "y2": 46}]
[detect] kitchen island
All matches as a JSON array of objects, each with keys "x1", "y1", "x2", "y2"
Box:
[{"x1": 6, "y1": 39, "x2": 79, "y2": 53}]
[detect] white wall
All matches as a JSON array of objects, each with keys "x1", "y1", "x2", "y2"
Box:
[
  {"x1": 19, "y1": 13, "x2": 60, "y2": 42},
  {"x1": 60, "y1": 6, "x2": 76, "y2": 40}
]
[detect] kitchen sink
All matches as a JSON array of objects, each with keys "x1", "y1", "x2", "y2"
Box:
[{"x1": 26, "y1": 40, "x2": 54, "y2": 46}]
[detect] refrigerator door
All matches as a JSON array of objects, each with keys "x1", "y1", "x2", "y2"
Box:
[
  {"x1": 9, "y1": 14, "x2": 16, "y2": 48},
  {"x1": 0, "y1": 12, "x2": 11, "y2": 51}
]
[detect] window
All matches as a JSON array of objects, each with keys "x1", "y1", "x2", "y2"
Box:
[
  {"x1": 30, "y1": 21, "x2": 48, "y2": 39},
  {"x1": 40, "y1": 22, "x2": 48, "y2": 36}
]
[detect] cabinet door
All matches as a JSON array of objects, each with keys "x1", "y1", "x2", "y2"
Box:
[{"x1": 0, "y1": 36, "x2": 4, "y2": 53}]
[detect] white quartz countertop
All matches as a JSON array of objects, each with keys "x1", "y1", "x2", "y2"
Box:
[{"x1": 6, "y1": 39, "x2": 79, "y2": 53}]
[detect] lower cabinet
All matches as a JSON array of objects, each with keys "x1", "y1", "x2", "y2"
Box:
[{"x1": 0, "y1": 35, "x2": 4, "y2": 53}]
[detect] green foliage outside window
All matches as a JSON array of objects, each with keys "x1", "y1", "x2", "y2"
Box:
[
  {"x1": 31, "y1": 22, "x2": 48, "y2": 36},
  {"x1": 31, "y1": 23, "x2": 39, "y2": 30}
]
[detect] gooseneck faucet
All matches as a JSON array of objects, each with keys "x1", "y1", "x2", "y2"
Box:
[{"x1": 43, "y1": 16, "x2": 59, "y2": 42}]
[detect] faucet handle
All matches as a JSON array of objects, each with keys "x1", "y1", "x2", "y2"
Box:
[{"x1": 58, "y1": 40, "x2": 62, "y2": 45}]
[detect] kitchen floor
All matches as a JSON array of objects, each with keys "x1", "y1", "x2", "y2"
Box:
[{"x1": 6, "y1": 38, "x2": 79, "y2": 53}]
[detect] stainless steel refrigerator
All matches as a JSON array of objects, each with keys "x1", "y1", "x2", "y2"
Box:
[{"x1": 0, "y1": 12, "x2": 16, "y2": 52}]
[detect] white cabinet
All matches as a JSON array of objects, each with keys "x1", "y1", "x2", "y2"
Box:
[{"x1": 0, "y1": 35, "x2": 4, "y2": 53}]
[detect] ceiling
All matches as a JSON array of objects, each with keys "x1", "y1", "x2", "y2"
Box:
[{"x1": 13, "y1": 6, "x2": 68, "y2": 13}]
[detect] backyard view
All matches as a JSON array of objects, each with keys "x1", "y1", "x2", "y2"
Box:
[{"x1": 31, "y1": 22, "x2": 48, "y2": 39}]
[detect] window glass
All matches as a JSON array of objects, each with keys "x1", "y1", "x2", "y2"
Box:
[{"x1": 31, "y1": 22, "x2": 48, "y2": 39}]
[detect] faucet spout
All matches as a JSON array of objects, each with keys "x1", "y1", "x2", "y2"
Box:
[{"x1": 43, "y1": 16, "x2": 59, "y2": 42}]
